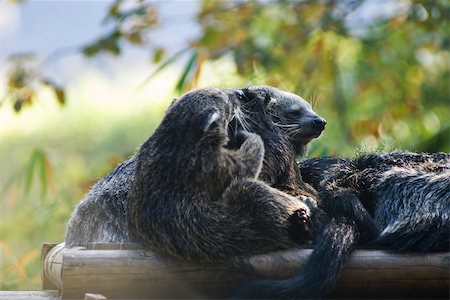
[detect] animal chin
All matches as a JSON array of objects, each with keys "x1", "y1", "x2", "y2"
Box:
[
  {"x1": 295, "y1": 130, "x2": 322, "y2": 143},
  {"x1": 311, "y1": 130, "x2": 323, "y2": 138}
]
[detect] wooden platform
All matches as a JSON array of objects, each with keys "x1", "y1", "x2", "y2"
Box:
[
  {"x1": 0, "y1": 291, "x2": 59, "y2": 300},
  {"x1": 39, "y1": 243, "x2": 449, "y2": 299}
]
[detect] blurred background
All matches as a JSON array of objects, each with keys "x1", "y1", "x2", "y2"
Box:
[{"x1": 0, "y1": 0, "x2": 448, "y2": 290}]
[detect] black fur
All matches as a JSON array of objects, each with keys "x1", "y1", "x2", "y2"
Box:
[
  {"x1": 66, "y1": 86, "x2": 445, "y2": 299},
  {"x1": 233, "y1": 218, "x2": 357, "y2": 299},
  {"x1": 232, "y1": 90, "x2": 379, "y2": 299},
  {"x1": 235, "y1": 152, "x2": 449, "y2": 299},
  {"x1": 231, "y1": 90, "x2": 449, "y2": 299},
  {"x1": 300, "y1": 151, "x2": 450, "y2": 253},
  {"x1": 65, "y1": 86, "x2": 323, "y2": 248},
  {"x1": 127, "y1": 88, "x2": 316, "y2": 262}
]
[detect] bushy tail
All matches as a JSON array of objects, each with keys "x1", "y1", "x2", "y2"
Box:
[
  {"x1": 372, "y1": 168, "x2": 450, "y2": 252},
  {"x1": 232, "y1": 219, "x2": 357, "y2": 299},
  {"x1": 373, "y1": 217, "x2": 450, "y2": 252}
]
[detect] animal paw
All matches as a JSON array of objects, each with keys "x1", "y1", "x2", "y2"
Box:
[{"x1": 294, "y1": 208, "x2": 310, "y2": 225}]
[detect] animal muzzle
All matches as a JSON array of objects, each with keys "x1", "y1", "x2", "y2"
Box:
[
  {"x1": 311, "y1": 117, "x2": 327, "y2": 132},
  {"x1": 303, "y1": 116, "x2": 326, "y2": 138}
]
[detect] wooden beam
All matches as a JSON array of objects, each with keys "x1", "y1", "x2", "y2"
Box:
[
  {"x1": 42, "y1": 243, "x2": 449, "y2": 299},
  {"x1": 0, "y1": 291, "x2": 60, "y2": 300},
  {"x1": 41, "y1": 243, "x2": 59, "y2": 290}
]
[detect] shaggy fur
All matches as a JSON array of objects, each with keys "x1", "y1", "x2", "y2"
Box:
[
  {"x1": 234, "y1": 152, "x2": 448, "y2": 299},
  {"x1": 65, "y1": 86, "x2": 324, "y2": 248},
  {"x1": 231, "y1": 90, "x2": 375, "y2": 299},
  {"x1": 231, "y1": 86, "x2": 322, "y2": 198},
  {"x1": 233, "y1": 218, "x2": 357, "y2": 299},
  {"x1": 300, "y1": 152, "x2": 450, "y2": 252},
  {"x1": 126, "y1": 88, "x2": 314, "y2": 261},
  {"x1": 66, "y1": 86, "x2": 372, "y2": 299},
  {"x1": 231, "y1": 91, "x2": 449, "y2": 299},
  {"x1": 65, "y1": 157, "x2": 135, "y2": 246}
]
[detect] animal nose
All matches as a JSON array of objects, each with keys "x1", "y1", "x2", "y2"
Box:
[{"x1": 312, "y1": 117, "x2": 327, "y2": 130}]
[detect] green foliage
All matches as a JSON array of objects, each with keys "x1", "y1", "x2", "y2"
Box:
[
  {"x1": 1, "y1": 148, "x2": 63, "y2": 289},
  {"x1": 82, "y1": 0, "x2": 158, "y2": 57},
  {"x1": 183, "y1": 0, "x2": 448, "y2": 154},
  {"x1": 6, "y1": 0, "x2": 446, "y2": 152},
  {"x1": 0, "y1": 98, "x2": 167, "y2": 290},
  {"x1": 2, "y1": 54, "x2": 66, "y2": 112}
]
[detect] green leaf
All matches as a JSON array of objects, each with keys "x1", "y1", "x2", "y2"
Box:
[
  {"x1": 21, "y1": 149, "x2": 53, "y2": 198},
  {"x1": 82, "y1": 30, "x2": 122, "y2": 57},
  {"x1": 175, "y1": 51, "x2": 199, "y2": 93},
  {"x1": 13, "y1": 97, "x2": 22, "y2": 112},
  {"x1": 23, "y1": 150, "x2": 39, "y2": 195},
  {"x1": 38, "y1": 151, "x2": 48, "y2": 197},
  {"x1": 152, "y1": 48, "x2": 165, "y2": 64},
  {"x1": 54, "y1": 87, "x2": 66, "y2": 105},
  {"x1": 42, "y1": 79, "x2": 66, "y2": 106},
  {"x1": 137, "y1": 48, "x2": 190, "y2": 88}
]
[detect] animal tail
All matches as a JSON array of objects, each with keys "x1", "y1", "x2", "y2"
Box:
[
  {"x1": 372, "y1": 168, "x2": 450, "y2": 252},
  {"x1": 231, "y1": 219, "x2": 357, "y2": 299},
  {"x1": 373, "y1": 218, "x2": 450, "y2": 252}
]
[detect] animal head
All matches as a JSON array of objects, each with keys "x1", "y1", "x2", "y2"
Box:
[
  {"x1": 160, "y1": 88, "x2": 236, "y2": 147},
  {"x1": 160, "y1": 86, "x2": 325, "y2": 157},
  {"x1": 237, "y1": 86, "x2": 326, "y2": 157}
]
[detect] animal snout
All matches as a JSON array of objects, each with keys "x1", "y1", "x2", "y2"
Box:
[{"x1": 312, "y1": 117, "x2": 327, "y2": 131}]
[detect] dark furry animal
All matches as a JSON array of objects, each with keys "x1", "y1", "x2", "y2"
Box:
[
  {"x1": 300, "y1": 151, "x2": 450, "y2": 252},
  {"x1": 66, "y1": 85, "x2": 367, "y2": 298},
  {"x1": 249, "y1": 86, "x2": 326, "y2": 157},
  {"x1": 65, "y1": 86, "x2": 325, "y2": 248},
  {"x1": 65, "y1": 157, "x2": 135, "y2": 247},
  {"x1": 236, "y1": 89, "x2": 375, "y2": 293},
  {"x1": 66, "y1": 85, "x2": 375, "y2": 299},
  {"x1": 231, "y1": 90, "x2": 377, "y2": 299},
  {"x1": 237, "y1": 151, "x2": 449, "y2": 299},
  {"x1": 232, "y1": 86, "x2": 324, "y2": 198},
  {"x1": 127, "y1": 88, "x2": 315, "y2": 261},
  {"x1": 66, "y1": 85, "x2": 448, "y2": 299},
  {"x1": 234, "y1": 151, "x2": 449, "y2": 299}
]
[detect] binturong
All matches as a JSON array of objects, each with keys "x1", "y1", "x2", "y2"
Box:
[
  {"x1": 126, "y1": 88, "x2": 315, "y2": 262},
  {"x1": 65, "y1": 86, "x2": 325, "y2": 249}
]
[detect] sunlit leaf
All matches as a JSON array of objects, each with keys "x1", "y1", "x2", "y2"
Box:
[
  {"x1": 416, "y1": 122, "x2": 450, "y2": 152},
  {"x1": 152, "y1": 48, "x2": 165, "y2": 64},
  {"x1": 82, "y1": 30, "x2": 122, "y2": 57},
  {"x1": 20, "y1": 149, "x2": 54, "y2": 198},
  {"x1": 43, "y1": 79, "x2": 66, "y2": 106},
  {"x1": 54, "y1": 87, "x2": 66, "y2": 105},
  {"x1": 126, "y1": 31, "x2": 143, "y2": 45},
  {"x1": 138, "y1": 47, "x2": 190, "y2": 88},
  {"x1": 23, "y1": 150, "x2": 38, "y2": 195},
  {"x1": 38, "y1": 152, "x2": 48, "y2": 196},
  {"x1": 13, "y1": 98, "x2": 22, "y2": 112},
  {"x1": 175, "y1": 51, "x2": 199, "y2": 93},
  {"x1": 108, "y1": 1, "x2": 120, "y2": 17}
]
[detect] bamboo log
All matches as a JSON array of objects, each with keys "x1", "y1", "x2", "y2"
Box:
[
  {"x1": 42, "y1": 243, "x2": 449, "y2": 299},
  {"x1": 0, "y1": 291, "x2": 60, "y2": 300}
]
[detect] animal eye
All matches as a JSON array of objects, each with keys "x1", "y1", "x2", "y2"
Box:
[
  {"x1": 237, "y1": 90, "x2": 250, "y2": 102},
  {"x1": 285, "y1": 109, "x2": 302, "y2": 118}
]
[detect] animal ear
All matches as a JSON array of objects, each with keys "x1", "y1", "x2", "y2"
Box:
[
  {"x1": 237, "y1": 89, "x2": 250, "y2": 102},
  {"x1": 168, "y1": 98, "x2": 178, "y2": 109},
  {"x1": 200, "y1": 108, "x2": 221, "y2": 132}
]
